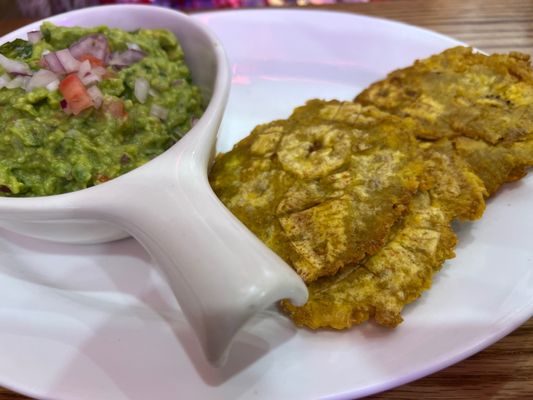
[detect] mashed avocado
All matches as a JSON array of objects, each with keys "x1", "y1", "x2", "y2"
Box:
[{"x1": 0, "y1": 22, "x2": 204, "y2": 196}]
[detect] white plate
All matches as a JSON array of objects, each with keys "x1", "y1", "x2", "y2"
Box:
[{"x1": 1, "y1": 9, "x2": 532, "y2": 400}]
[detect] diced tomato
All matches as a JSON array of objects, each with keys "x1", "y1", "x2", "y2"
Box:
[
  {"x1": 59, "y1": 74, "x2": 93, "y2": 115},
  {"x1": 77, "y1": 54, "x2": 105, "y2": 68},
  {"x1": 104, "y1": 99, "x2": 127, "y2": 119}
]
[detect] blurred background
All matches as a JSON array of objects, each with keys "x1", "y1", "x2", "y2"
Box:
[{"x1": 1, "y1": 0, "x2": 371, "y2": 18}]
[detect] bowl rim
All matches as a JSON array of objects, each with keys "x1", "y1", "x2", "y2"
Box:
[{"x1": 0, "y1": 4, "x2": 231, "y2": 208}]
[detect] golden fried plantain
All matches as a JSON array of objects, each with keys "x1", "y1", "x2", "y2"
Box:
[
  {"x1": 210, "y1": 100, "x2": 424, "y2": 282},
  {"x1": 420, "y1": 139, "x2": 488, "y2": 220},
  {"x1": 281, "y1": 191, "x2": 457, "y2": 329},
  {"x1": 279, "y1": 136, "x2": 488, "y2": 329},
  {"x1": 356, "y1": 47, "x2": 533, "y2": 144},
  {"x1": 356, "y1": 46, "x2": 533, "y2": 197},
  {"x1": 454, "y1": 136, "x2": 533, "y2": 195}
]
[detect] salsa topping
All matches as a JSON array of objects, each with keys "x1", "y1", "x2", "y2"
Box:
[{"x1": 0, "y1": 28, "x2": 147, "y2": 113}]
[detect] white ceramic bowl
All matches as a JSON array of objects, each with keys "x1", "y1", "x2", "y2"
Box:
[
  {"x1": 0, "y1": 5, "x2": 224, "y2": 244},
  {"x1": 0, "y1": 5, "x2": 307, "y2": 365}
]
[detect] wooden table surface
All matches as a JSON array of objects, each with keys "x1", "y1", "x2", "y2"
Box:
[{"x1": 0, "y1": 0, "x2": 532, "y2": 399}]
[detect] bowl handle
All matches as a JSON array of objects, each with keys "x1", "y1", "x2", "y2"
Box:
[{"x1": 101, "y1": 157, "x2": 308, "y2": 365}]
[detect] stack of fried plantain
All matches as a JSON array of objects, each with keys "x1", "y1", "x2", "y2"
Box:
[{"x1": 209, "y1": 47, "x2": 533, "y2": 330}]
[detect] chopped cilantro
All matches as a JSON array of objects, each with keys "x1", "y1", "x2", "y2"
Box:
[{"x1": 0, "y1": 39, "x2": 33, "y2": 60}]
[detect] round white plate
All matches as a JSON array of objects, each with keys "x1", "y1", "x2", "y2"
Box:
[{"x1": 1, "y1": 9, "x2": 532, "y2": 400}]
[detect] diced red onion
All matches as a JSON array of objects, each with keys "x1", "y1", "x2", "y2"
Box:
[
  {"x1": 6, "y1": 76, "x2": 30, "y2": 90},
  {"x1": 77, "y1": 60, "x2": 91, "y2": 79},
  {"x1": 150, "y1": 104, "x2": 168, "y2": 120},
  {"x1": 0, "y1": 74, "x2": 10, "y2": 89},
  {"x1": 46, "y1": 79, "x2": 59, "y2": 92},
  {"x1": 87, "y1": 85, "x2": 103, "y2": 109},
  {"x1": 109, "y1": 49, "x2": 146, "y2": 68},
  {"x1": 69, "y1": 34, "x2": 109, "y2": 62},
  {"x1": 26, "y1": 69, "x2": 58, "y2": 92},
  {"x1": 55, "y1": 49, "x2": 80, "y2": 73},
  {"x1": 81, "y1": 72, "x2": 101, "y2": 86},
  {"x1": 43, "y1": 52, "x2": 66, "y2": 74},
  {"x1": 134, "y1": 77, "x2": 149, "y2": 104},
  {"x1": 60, "y1": 99, "x2": 68, "y2": 109},
  {"x1": 0, "y1": 54, "x2": 32, "y2": 76},
  {"x1": 27, "y1": 30, "x2": 42, "y2": 44}
]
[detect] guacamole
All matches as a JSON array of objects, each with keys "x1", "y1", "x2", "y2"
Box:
[{"x1": 0, "y1": 23, "x2": 204, "y2": 196}]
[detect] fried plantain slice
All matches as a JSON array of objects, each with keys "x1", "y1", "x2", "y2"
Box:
[
  {"x1": 209, "y1": 100, "x2": 424, "y2": 282},
  {"x1": 209, "y1": 121, "x2": 292, "y2": 264},
  {"x1": 454, "y1": 136, "x2": 533, "y2": 195},
  {"x1": 280, "y1": 137, "x2": 486, "y2": 329},
  {"x1": 281, "y1": 191, "x2": 457, "y2": 329},
  {"x1": 356, "y1": 47, "x2": 533, "y2": 144},
  {"x1": 420, "y1": 139, "x2": 488, "y2": 221},
  {"x1": 356, "y1": 46, "x2": 533, "y2": 197}
]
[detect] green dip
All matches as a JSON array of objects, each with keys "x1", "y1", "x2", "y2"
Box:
[{"x1": 0, "y1": 22, "x2": 204, "y2": 196}]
